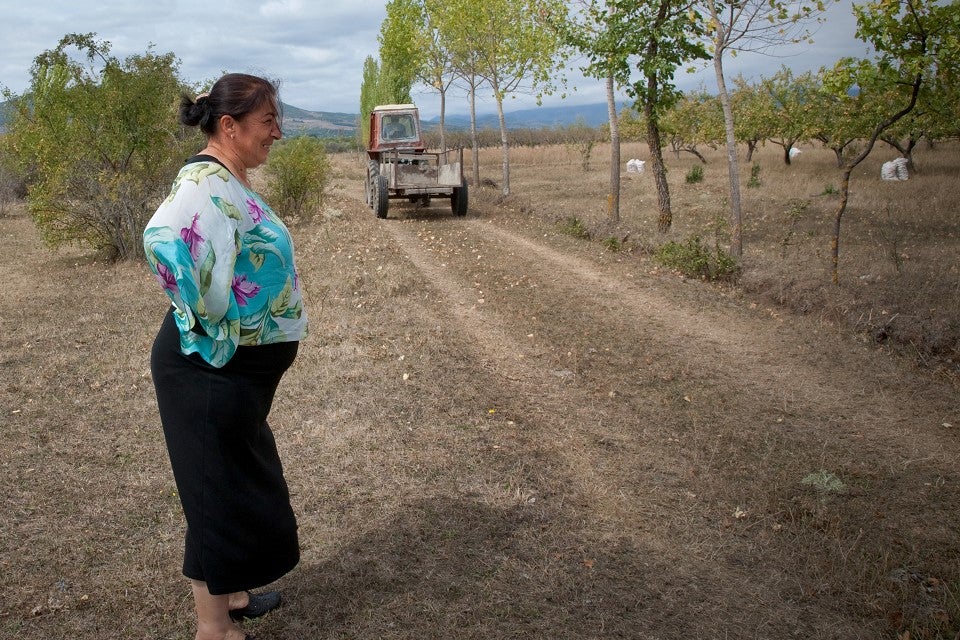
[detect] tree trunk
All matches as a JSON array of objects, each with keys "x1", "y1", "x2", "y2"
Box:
[
  {"x1": 832, "y1": 147, "x2": 844, "y2": 167},
  {"x1": 606, "y1": 71, "x2": 620, "y2": 223},
  {"x1": 646, "y1": 113, "x2": 671, "y2": 232},
  {"x1": 831, "y1": 168, "x2": 853, "y2": 285},
  {"x1": 439, "y1": 89, "x2": 447, "y2": 152},
  {"x1": 714, "y1": 54, "x2": 743, "y2": 258},
  {"x1": 469, "y1": 73, "x2": 480, "y2": 188},
  {"x1": 495, "y1": 89, "x2": 510, "y2": 196},
  {"x1": 640, "y1": 71, "x2": 671, "y2": 231}
]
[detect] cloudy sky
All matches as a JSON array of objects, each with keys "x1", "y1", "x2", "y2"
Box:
[{"x1": 0, "y1": 0, "x2": 870, "y2": 119}]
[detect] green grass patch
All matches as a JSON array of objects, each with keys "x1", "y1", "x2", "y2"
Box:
[{"x1": 654, "y1": 235, "x2": 738, "y2": 280}]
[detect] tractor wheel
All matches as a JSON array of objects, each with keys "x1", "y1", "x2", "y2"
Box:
[
  {"x1": 451, "y1": 179, "x2": 468, "y2": 216},
  {"x1": 374, "y1": 174, "x2": 390, "y2": 219},
  {"x1": 365, "y1": 160, "x2": 379, "y2": 207}
]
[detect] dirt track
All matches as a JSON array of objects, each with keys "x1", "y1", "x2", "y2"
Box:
[
  {"x1": 2, "y1": 169, "x2": 958, "y2": 639},
  {"x1": 277, "y1": 175, "x2": 960, "y2": 638}
]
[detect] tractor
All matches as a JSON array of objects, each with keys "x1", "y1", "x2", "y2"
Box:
[{"x1": 364, "y1": 104, "x2": 468, "y2": 219}]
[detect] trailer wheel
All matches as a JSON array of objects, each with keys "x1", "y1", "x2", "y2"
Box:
[
  {"x1": 374, "y1": 174, "x2": 390, "y2": 219},
  {"x1": 451, "y1": 179, "x2": 468, "y2": 217}
]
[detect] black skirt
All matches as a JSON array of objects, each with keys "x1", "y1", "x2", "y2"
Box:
[{"x1": 150, "y1": 308, "x2": 300, "y2": 595}]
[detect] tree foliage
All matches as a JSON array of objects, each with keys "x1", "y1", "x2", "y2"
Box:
[
  {"x1": 464, "y1": 0, "x2": 563, "y2": 195},
  {"x1": 377, "y1": 0, "x2": 419, "y2": 106},
  {"x1": 4, "y1": 33, "x2": 198, "y2": 260},
  {"x1": 357, "y1": 44, "x2": 412, "y2": 146}
]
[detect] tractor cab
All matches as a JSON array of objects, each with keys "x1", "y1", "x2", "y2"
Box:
[{"x1": 368, "y1": 104, "x2": 425, "y2": 159}]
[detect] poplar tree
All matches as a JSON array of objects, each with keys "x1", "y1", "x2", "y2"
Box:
[{"x1": 700, "y1": 0, "x2": 831, "y2": 257}]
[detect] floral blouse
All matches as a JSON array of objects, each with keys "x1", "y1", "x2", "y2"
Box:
[{"x1": 143, "y1": 157, "x2": 308, "y2": 367}]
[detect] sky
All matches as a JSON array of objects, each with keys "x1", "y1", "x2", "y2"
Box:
[{"x1": 0, "y1": 0, "x2": 871, "y2": 120}]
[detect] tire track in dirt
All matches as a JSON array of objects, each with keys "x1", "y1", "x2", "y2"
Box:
[
  {"x1": 374, "y1": 209, "x2": 960, "y2": 632},
  {"x1": 379, "y1": 210, "x2": 956, "y2": 467},
  {"x1": 382, "y1": 222, "x2": 553, "y2": 386},
  {"x1": 471, "y1": 220, "x2": 862, "y2": 396},
  {"x1": 373, "y1": 218, "x2": 698, "y2": 545}
]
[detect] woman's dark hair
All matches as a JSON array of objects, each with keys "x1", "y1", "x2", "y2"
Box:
[{"x1": 179, "y1": 73, "x2": 282, "y2": 136}]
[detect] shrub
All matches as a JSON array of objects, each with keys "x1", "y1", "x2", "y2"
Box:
[
  {"x1": 602, "y1": 236, "x2": 623, "y2": 252},
  {"x1": 557, "y1": 216, "x2": 590, "y2": 239},
  {"x1": 563, "y1": 117, "x2": 600, "y2": 171},
  {"x1": 5, "y1": 33, "x2": 198, "y2": 259},
  {"x1": 654, "y1": 235, "x2": 738, "y2": 280},
  {"x1": 685, "y1": 165, "x2": 704, "y2": 184},
  {"x1": 265, "y1": 137, "x2": 331, "y2": 222}
]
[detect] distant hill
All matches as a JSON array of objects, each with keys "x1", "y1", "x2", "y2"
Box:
[
  {"x1": 0, "y1": 98, "x2": 623, "y2": 137},
  {"x1": 281, "y1": 100, "x2": 628, "y2": 138},
  {"x1": 423, "y1": 101, "x2": 628, "y2": 131},
  {"x1": 281, "y1": 103, "x2": 358, "y2": 138}
]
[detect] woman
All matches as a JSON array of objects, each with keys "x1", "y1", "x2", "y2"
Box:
[{"x1": 144, "y1": 73, "x2": 308, "y2": 640}]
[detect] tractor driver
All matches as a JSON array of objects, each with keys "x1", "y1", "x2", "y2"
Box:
[{"x1": 383, "y1": 115, "x2": 410, "y2": 140}]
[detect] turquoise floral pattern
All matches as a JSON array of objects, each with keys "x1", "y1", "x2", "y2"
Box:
[{"x1": 144, "y1": 159, "x2": 308, "y2": 367}]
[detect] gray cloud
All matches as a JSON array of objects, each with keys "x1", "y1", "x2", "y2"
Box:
[{"x1": 1, "y1": 0, "x2": 871, "y2": 118}]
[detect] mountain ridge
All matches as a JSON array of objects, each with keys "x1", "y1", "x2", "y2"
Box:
[
  {"x1": 281, "y1": 100, "x2": 627, "y2": 137},
  {"x1": 0, "y1": 98, "x2": 626, "y2": 137}
]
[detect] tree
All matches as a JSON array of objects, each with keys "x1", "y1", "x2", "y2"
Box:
[
  {"x1": 730, "y1": 76, "x2": 776, "y2": 162},
  {"x1": 625, "y1": 0, "x2": 709, "y2": 232},
  {"x1": 661, "y1": 89, "x2": 724, "y2": 162},
  {"x1": 378, "y1": 0, "x2": 420, "y2": 105},
  {"x1": 758, "y1": 67, "x2": 820, "y2": 165},
  {"x1": 549, "y1": 0, "x2": 629, "y2": 221},
  {"x1": 470, "y1": 0, "x2": 567, "y2": 196},
  {"x1": 4, "y1": 33, "x2": 197, "y2": 260},
  {"x1": 432, "y1": 0, "x2": 489, "y2": 187},
  {"x1": 821, "y1": 0, "x2": 960, "y2": 284},
  {"x1": 807, "y1": 77, "x2": 877, "y2": 167},
  {"x1": 563, "y1": 116, "x2": 602, "y2": 171},
  {"x1": 358, "y1": 56, "x2": 382, "y2": 145},
  {"x1": 552, "y1": 0, "x2": 707, "y2": 228},
  {"x1": 701, "y1": 0, "x2": 830, "y2": 257},
  {"x1": 878, "y1": 73, "x2": 960, "y2": 166},
  {"x1": 417, "y1": 0, "x2": 459, "y2": 152}
]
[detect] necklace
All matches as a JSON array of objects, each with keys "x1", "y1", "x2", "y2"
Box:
[{"x1": 202, "y1": 144, "x2": 249, "y2": 187}]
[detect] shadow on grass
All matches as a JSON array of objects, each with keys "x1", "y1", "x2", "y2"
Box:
[{"x1": 269, "y1": 497, "x2": 674, "y2": 640}]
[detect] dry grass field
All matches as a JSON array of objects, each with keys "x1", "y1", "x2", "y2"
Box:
[{"x1": 1, "y1": 139, "x2": 958, "y2": 640}]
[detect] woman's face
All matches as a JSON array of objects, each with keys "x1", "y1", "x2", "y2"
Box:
[{"x1": 232, "y1": 99, "x2": 282, "y2": 169}]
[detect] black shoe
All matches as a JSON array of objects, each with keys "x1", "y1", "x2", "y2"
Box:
[{"x1": 229, "y1": 590, "x2": 282, "y2": 621}]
